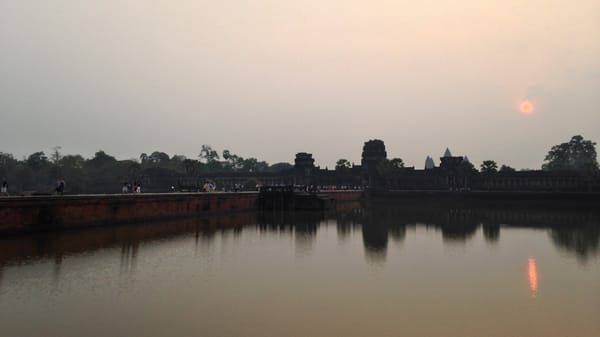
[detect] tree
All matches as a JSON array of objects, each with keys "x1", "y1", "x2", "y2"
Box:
[
  {"x1": 480, "y1": 160, "x2": 498, "y2": 174},
  {"x1": 88, "y1": 151, "x2": 117, "y2": 167},
  {"x1": 222, "y1": 149, "x2": 243, "y2": 170},
  {"x1": 50, "y1": 146, "x2": 62, "y2": 165},
  {"x1": 199, "y1": 145, "x2": 219, "y2": 163},
  {"x1": 59, "y1": 155, "x2": 87, "y2": 193},
  {"x1": 0, "y1": 152, "x2": 16, "y2": 166},
  {"x1": 0, "y1": 152, "x2": 18, "y2": 181},
  {"x1": 240, "y1": 158, "x2": 268, "y2": 172},
  {"x1": 458, "y1": 160, "x2": 478, "y2": 175},
  {"x1": 169, "y1": 155, "x2": 187, "y2": 172},
  {"x1": 499, "y1": 165, "x2": 516, "y2": 173},
  {"x1": 148, "y1": 151, "x2": 170, "y2": 166},
  {"x1": 26, "y1": 152, "x2": 49, "y2": 171},
  {"x1": 335, "y1": 159, "x2": 351, "y2": 170},
  {"x1": 60, "y1": 155, "x2": 85, "y2": 169},
  {"x1": 183, "y1": 159, "x2": 200, "y2": 176},
  {"x1": 268, "y1": 162, "x2": 293, "y2": 172},
  {"x1": 126, "y1": 161, "x2": 142, "y2": 181},
  {"x1": 139, "y1": 153, "x2": 149, "y2": 165},
  {"x1": 543, "y1": 135, "x2": 598, "y2": 172},
  {"x1": 388, "y1": 158, "x2": 405, "y2": 169}
]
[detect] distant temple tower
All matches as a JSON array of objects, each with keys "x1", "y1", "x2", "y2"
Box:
[
  {"x1": 361, "y1": 140, "x2": 387, "y2": 189},
  {"x1": 294, "y1": 152, "x2": 315, "y2": 185},
  {"x1": 440, "y1": 147, "x2": 464, "y2": 171},
  {"x1": 294, "y1": 152, "x2": 315, "y2": 170},
  {"x1": 439, "y1": 147, "x2": 470, "y2": 190},
  {"x1": 424, "y1": 156, "x2": 435, "y2": 169},
  {"x1": 443, "y1": 148, "x2": 452, "y2": 157}
]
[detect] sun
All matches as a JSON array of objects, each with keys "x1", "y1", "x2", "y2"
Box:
[{"x1": 519, "y1": 100, "x2": 535, "y2": 115}]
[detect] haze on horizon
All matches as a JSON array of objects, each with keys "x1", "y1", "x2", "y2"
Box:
[{"x1": 1, "y1": 0, "x2": 599, "y2": 170}]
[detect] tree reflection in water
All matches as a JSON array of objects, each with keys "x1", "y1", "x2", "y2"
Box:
[{"x1": 550, "y1": 223, "x2": 599, "y2": 262}]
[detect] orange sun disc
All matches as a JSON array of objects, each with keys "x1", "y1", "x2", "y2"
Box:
[{"x1": 519, "y1": 101, "x2": 534, "y2": 114}]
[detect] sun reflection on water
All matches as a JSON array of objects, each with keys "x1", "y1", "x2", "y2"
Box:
[{"x1": 528, "y1": 257, "x2": 538, "y2": 297}]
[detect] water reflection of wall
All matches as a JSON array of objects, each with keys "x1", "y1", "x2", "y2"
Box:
[
  {"x1": 0, "y1": 212, "x2": 258, "y2": 283},
  {"x1": 257, "y1": 211, "x2": 321, "y2": 256},
  {"x1": 336, "y1": 201, "x2": 600, "y2": 263},
  {"x1": 0, "y1": 202, "x2": 598, "y2": 281}
]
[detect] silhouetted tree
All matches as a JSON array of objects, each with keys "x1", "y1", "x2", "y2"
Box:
[
  {"x1": 58, "y1": 155, "x2": 86, "y2": 193},
  {"x1": 169, "y1": 155, "x2": 187, "y2": 172},
  {"x1": 480, "y1": 160, "x2": 498, "y2": 174},
  {"x1": 268, "y1": 162, "x2": 293, "y2": 172},
  {"x1": 139, "y1": 153, "x2": 149, "y2": 165},
  {"x1": 542, "y1": 135, "x2": 598, "y2": 172},
  {"x1": 0, "y1": 146, "x2": 280, "y2": 193},
  {"x1": 0, "y1": 152, "x2": 17, "y2": 176},
  {"x1": 87, "y1": 151, "x2": 116, "y2": 167},
  {"x1": 199, "y1": 145, "x2": 219, "y2": 163},
  {"x1": 222, "y1": 149, "x2": 243, "y2": 171},
  {"x1": 50, "y1": 146, "x2": 62, "y2": 165},
  {"x1": 26, "y1": 152, "x2": 49, "y2": 171},
  {"x1": 148, "y1": 151, "x2": 170, "y2": 165},
  {"x1": 59, "y1": 155, "x2": 85, "y2": 169},
  {"x1": 499, "y1": 165, "x2": 516, "y2": 172},
  {"x1": 458, "y1": 160, "x2": 478, "y2": 175},
  {"x1": 183, "y1": 159, "x2": 200, "y2": 176},
  {"x1": 335, "y1": 159, "x2": 351, "y2": 170},
  {"x1": 241, "y1": 158, "x2": 268, "y2": 172},
  {"x1": 388, "y1": 158, "x2": 405, "y2": 169}
]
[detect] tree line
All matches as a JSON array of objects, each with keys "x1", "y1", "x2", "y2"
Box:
[
  {"x1": 0, "y1": 145, "x2": 292, "y2": 194},
  {"x1": 1, "y1": 135, "x2": 597, "y2": 194},
  {"x1": 479, "y1": 135, "x2": 598, "y2": 174}
]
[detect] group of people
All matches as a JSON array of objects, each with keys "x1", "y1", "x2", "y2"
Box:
[
  {"x1": 202, "y1": 182, "x2": 216, "y2": 192},
  {"x1": 122, "y1": 182, "x2": 142, "y2": 193}
]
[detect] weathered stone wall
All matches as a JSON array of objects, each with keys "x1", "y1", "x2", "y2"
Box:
[
  {"x1": 325, "y1": 190, "x2": 363, "y2": 202},
  {"x1": 0, "y1": 213, "x2": 258, "y2": 264},
  {"x1": 0, "y1": 192, "x2": 259, "y2": 234},
  {"x1": 0, "y1": 191, "x2": 363, "y2": 234}
]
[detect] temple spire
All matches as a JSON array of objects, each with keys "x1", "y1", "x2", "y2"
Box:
[
  {"x1": 443, "y1": 148, "x2": 452, "y2": 157},
  {"x1": 424, "y1": 156, "x2": 435, "y2": 169}
]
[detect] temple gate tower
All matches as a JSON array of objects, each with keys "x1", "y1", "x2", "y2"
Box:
[
  {"x1": 294, "y1": 152, "x2": 316, "y2": 185},
  {"x1": 361, "y1": 139, "x2": 387, "y2": 190}
]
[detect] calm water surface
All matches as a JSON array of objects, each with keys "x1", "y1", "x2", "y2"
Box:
[{"x1": 1, "y1": 203, "x2": 599, "y2": 337}]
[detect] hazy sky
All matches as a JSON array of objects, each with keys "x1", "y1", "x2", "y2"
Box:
[{"x1": 1, "y1": 0, "x2": 599, "y2": 169}]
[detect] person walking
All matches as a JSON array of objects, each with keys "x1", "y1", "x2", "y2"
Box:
[{"x1": 55, "y1": 179, "x2": 65, "y2": 195}]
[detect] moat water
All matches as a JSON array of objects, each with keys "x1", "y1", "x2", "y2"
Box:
[{"x1": 1, "y1": 202, "x2": 599, "y2": 337}]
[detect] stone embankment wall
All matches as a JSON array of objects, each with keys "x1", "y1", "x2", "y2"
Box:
[
  {"x1": 0, "y1": 191, "x2": 362, "y2": 234},
  {"x1": 0, "y1": 193, "x2": 259, "y2": 234},
  {"x1": 326, "y1": 191, "x2": 363, "y2": 202},
  {"x1": 0, "y1": 212, "x2": 259, "y2": 264}
]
